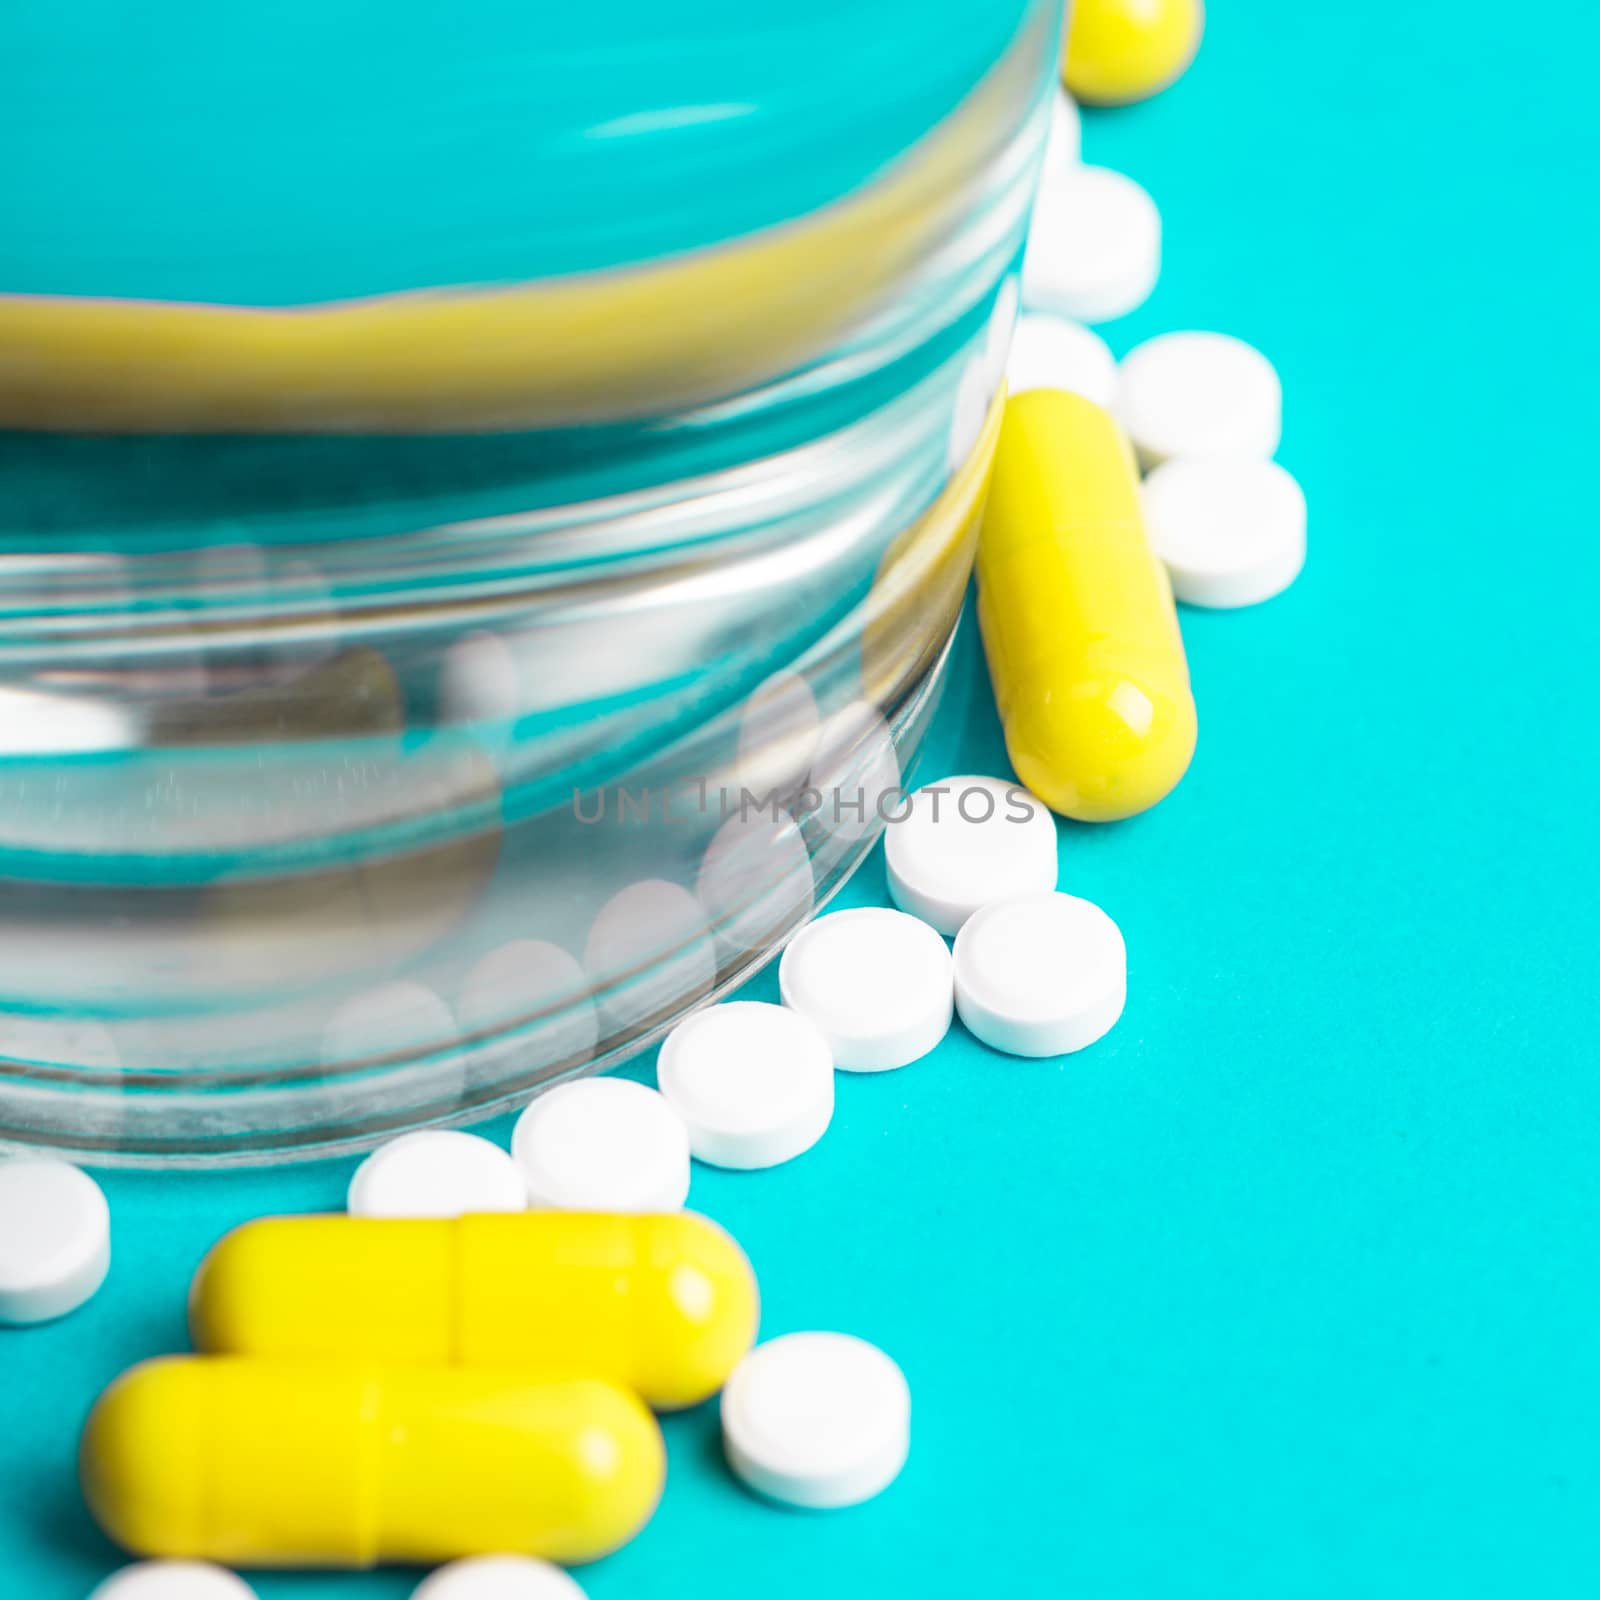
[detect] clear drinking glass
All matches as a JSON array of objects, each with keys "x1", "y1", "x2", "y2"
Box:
[{"x1": 0, "y1": 0, "x2": 1060, "y2": 1162}]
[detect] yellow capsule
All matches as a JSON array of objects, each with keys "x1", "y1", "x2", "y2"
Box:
[
  {"x1": 1063, "y1": 0, "x2": 1205, "y2": 106},
  {"x1": 190, "y1": 1209, "x2": 759, "y2": 1411},
  {"x1": 977, "y1": 389, "x2": 1196, "y2": 822},
  {"x1": 80, "y1": 1357, "x2": 663, "y2": 1568}
]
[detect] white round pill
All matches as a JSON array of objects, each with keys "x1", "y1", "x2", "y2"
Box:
[
  {"x1": 722, "y1": 1332, "x2": 911, "y2": 1510},
  {"x1": 0, "y1": 1157, "x2": 111, "y2": 1325},
  {"x1": 1140, "y1": 457, "x2": 1307, "y2": 608},
  {"x1": 953, "y1": 891, "x2": 1126, "y2": 1057},
  {"x1": 410, "y1": 1555, "x2": 586, "y2": 1600},
  {"x1": 778, "y1": 907, "x2": 952, "y2": 1073},
  {"x1": 512, "y1": 1076, "x2": 691, "y2": 1211},
  {"x1": 885, "y1": 774, "x2": 1057, "y2": 936},
  {"x1": 1005, "y1": 312, "x2": 1118, "y2": 407},
  {"x1": 89, "y1": 1563, "x2": 256, "y2": 1600},
  {"x1": 1022, "y1": 164, "x2": 1161, "y2": 325},
  {"x1": 347, "y1": 1130, "x2": 527, "y2": 1218},
  {"x1": 658, "y1": 1001, "x2": 834, "y2": 1170},
  {"x1": 1117, "y1": 330, "x2": 1283, "y2": 469},
  {"x1": 1042, "y1": 87, "x2": 1082, "y2": 180}
]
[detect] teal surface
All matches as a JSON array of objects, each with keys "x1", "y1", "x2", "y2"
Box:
[{"x1": 7, "y1": 1, "x2": 1600, "y2": 1595}]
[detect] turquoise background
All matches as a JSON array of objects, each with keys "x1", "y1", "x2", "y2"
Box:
[{"x1": 6, "y1": 0, "x2": 1600, "y2": 1595}]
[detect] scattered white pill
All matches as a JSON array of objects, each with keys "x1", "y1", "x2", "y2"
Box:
[
  {"x1": 1022, "y1": 164, "x2": 1160, "y2": 325},
  {"x1": 457, "y1": 938, "x2": 599, "y2": 1071},
  {"x1": 953, "y1": 891, "x2": 1126, "y2": 1057},
  {"x1": 779, "y1": 907, "x2": 952, "y2": 1072},
  {"x1": 89, "y1": 1564, "x2": 257, "y2": 1600},
  {"x1": 722, "y1": 1332, "x2": 911, "y2": 1509},
  {"x1": 1141, "y1": 457, "x2": 1307, "y2": 608},
  {"x1": 347, "y1": 1130, "x2": 527, "y2": 1219},
  {"x1": 1116, "y1": 330, "x2": 1282, "y2": 469},
  {"x1": 582, "y1": 878, "x2": 717, "y2": 1038},
  {"x1": 410, "y1": 1555, "x2": 586, "y2": 1600},
  {"x1": 885, "y1": 775, "x2": 1057, "y2": 936},
  {"x1": 657, "y1": 1001, "x2": 834, "y2": 1170},
  {"x1": 512, "y1": 1076, "x2": 691, "y2": 1211},
  {"x1": 696, "y1": 808, "x2": 815, "y2": 964},
  {"x1": 1005, "y1": 311, "x2": 1118, "y2": 407},
  {"x1": 0, "y1": 1157, "x2": 111, "y2": 1326},
  {"x1": 1042, "y1": 87, "x2": 1082, "y2": 180}
]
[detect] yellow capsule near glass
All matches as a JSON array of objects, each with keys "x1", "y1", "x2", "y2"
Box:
[
  {"x1": 80, "y1": 1357, "x2": 664, "y2": 1568},
  {"x1": 977, "y1": 389, "x2": 1196, "y2": 822},
  {"x1": 1063, "y1": 0, "x2": 1204, "y2": 106},
  {"x1": 189, "y1": 1209, "x2": 759, "y2": 1410}
]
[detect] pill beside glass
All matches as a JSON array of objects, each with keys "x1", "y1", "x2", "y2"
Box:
[
  {"x1": 0, "y1": 1158, "x2": 111, "y2": 1326},
  {"x1": 1063, "y1": 0, "x2": 1205, "y2": 106},
  {"x1": 657, "y1": 1001, "x2": 835, "y2": 1170},
  {"x1": 885, "y1": 774, "x2": 1058, "y2": 935},
  {"x1": 512, "y1": 1077, "x2": 691, "y2": 1213},
  {"x1": 978, "y1": 389, "x2": 1199, "y2": 822},
  {"x1": 1023, "y1": 164, "x2": 1161, "y2": 325},
  {"x1": 347, "y1": 1131, "x2": 527, "y2": 1219},
  {"x1": 779, "y1": 907, "x2": 954, "y2": 1073}
]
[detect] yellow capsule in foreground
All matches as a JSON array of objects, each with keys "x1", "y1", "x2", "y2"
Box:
[
  {"x1": 1064, "y1": 0, "x2": 1204, "y2": 106},
  {"x1": 80, "y1": 1358, "x2": 664, "y2": 1567},
  {"x1": 977, "y1": 389, "x2": 1197, "y2": 822},
  {"x1": 190, "y1": 1209, "x2": 759, "y2": 1411}
]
